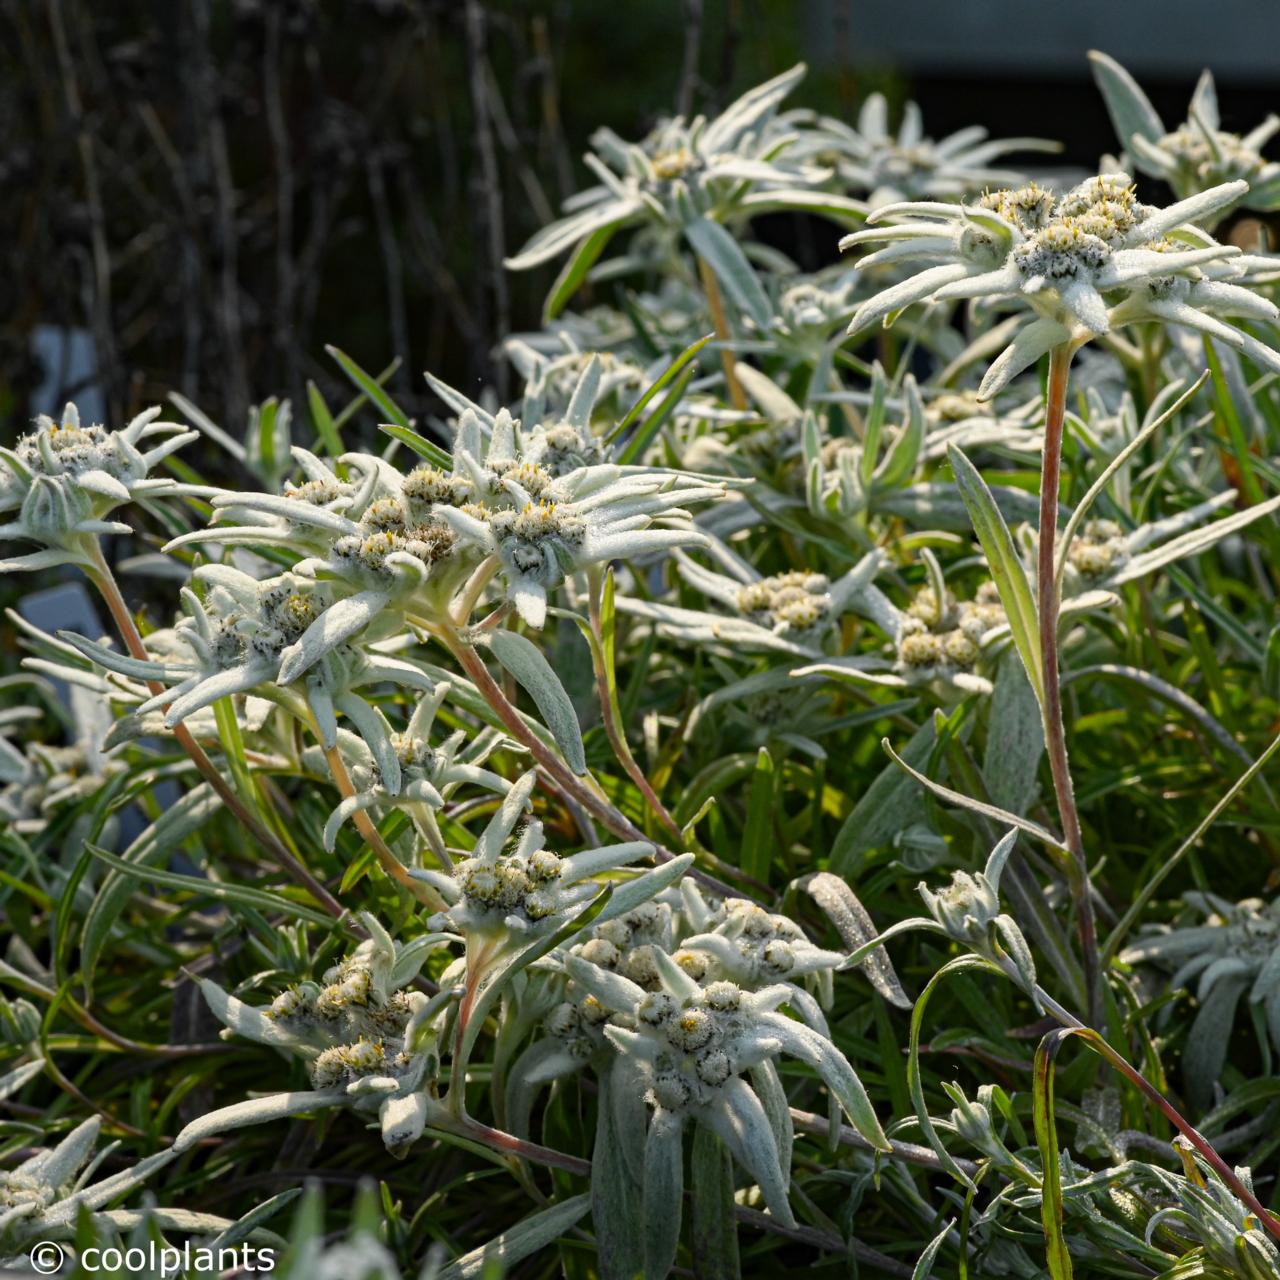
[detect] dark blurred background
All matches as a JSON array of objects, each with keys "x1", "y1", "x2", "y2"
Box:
[{"x1": 3, "y1": 0, "x2": 1279, "y2": 439}]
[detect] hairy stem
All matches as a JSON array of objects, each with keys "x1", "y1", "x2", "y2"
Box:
[
  {"x1": 85, "y1": 550, "x2": 346, "y2": 920},
  {"x1": 696, "y1": 253, "x2": 747, "y2": 410},
  {"x1": 1038, "y1": 342, "x2": 1100, "y2": 1022}
]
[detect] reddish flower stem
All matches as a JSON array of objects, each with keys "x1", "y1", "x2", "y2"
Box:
[{"x1": 1038, "y1": 343, "x2": 1101, "y2": 1023}]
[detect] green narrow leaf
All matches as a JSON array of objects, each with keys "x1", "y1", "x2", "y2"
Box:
[
  {"x1": 80, "y1": 784, "x2": 220, "y2": 999},
  {"x1": 690, "y1": 1126, "x2": 740, "y2": 1280},
  {"x1": 213, "y1": 696, "x2": 257, "y2": 808},
  {"x1": 306, "y1": 380, "x2": 343, "y2": 457},
  {"x1": 884, "y1": 737, "x2": 1067, "y2": 852},
  {"x1": 438, "y1": 1194, "x2": 592, "y2": 1280},
  {"x1": 741, "y1": 748, "x2": 775, "y2": 885},
  {"x1": 326, "y1": 344, "x2": 412, "y2": 428},
  {"x1": 1204, "y1": 336, "x2": 1268, "y2": 507},
  {"x1": 684, "y1": 217, "x2": 771, "y2": 330},
  {"x1": 1032, "y1": 1032, "x2": 1074, "y2": 1279},
  {"x1": 617, "y1": 366, "x2": 698, "y2": 466},
  {"x1": 544, "y1": 223, "x2": 619, "y2": 322},
  {"x1": 608, "y1": 332, "x2": 713, "y2": 443},
  {"x1": 377, "y1": 420, "x2": 453, "y2": 470},
  {"x1": 948, "y1": 444, "x2": 1045, "y2": 709},
  {"x1": 908, "y1": 957, "x2": 986, "y2": 1190},
  {"x1": 860, "y1": 362, "x2": 888, "y2": 488},
  {"x1": 256, "y1": 399, "x2": 280, "y2": 476},
  {"x1": 912, "y1": 1217, "x2": 954, "y2": 1280},
  {"x1": 85, "y1": 844, "x2": 341, "y2": 929},
  {"x1": 487, "y1": 630, "x2": 587, "y2": 775}
]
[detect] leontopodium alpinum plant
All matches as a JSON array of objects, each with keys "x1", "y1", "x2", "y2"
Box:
[
  {"x1": 11, "y1": 45, "x2": 1280, "y2": 1279},
  {"x1": 1090, "y1": 50, "x2": 1280, "y2": 215},
  {"x1": 793, "y1": 90, "x2": 1060, "y2": 209}
]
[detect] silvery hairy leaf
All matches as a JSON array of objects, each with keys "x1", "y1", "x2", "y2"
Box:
[{"x1": 486, "y1": 628, "x2": 587, "y2": 775}]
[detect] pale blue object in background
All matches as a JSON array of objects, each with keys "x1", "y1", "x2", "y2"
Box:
[
  {"x1": 805, "y1": 0, "x2": 1280, "y2": 74},
  {"x1": 30, "y1": 324, "x2": 105, "y2": 425}
]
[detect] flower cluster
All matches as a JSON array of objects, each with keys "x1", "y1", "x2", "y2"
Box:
[
  {"x1": 843, "y1": 172, "x2": 1280, "y2": 397},
  {"x1": 1090, "y1": 51, "x2": 1280, "y2": 213},
  {"x1": 617, "y1": 539, "x2": 884, "y2": 661},
  {"x1": 193, "y1": 915, "x2": 450, "y2": 1155},
  {"x1": 565, "y1": 940, "x2": 887, "y2": 1234},
  {"x1": 798, "y1": 552, "x2": 1007, "y2": 698},
  {"x1": 795, "y1": 91, "x2": 1058, "y2": 209},
  {"x1": 0, "y1": 403, "x2": 202, "y2": 572},
  {"x1": 418, "y1": 772, "x2": 657, "y2": 940}
]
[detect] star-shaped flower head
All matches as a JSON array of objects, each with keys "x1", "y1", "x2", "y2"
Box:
[
  {"x1": 615, "y1": 538, "x2": 885, "y2": 660},
  {"x1": 0, "y1": 698, "x2": 122, "y2": 838},
  {"x1": 1120, "y1": 891, "x2": 1280, "y2": 1104},
  {"x1": 797, "y1": 550, "x2": 1007, "y2": 698},
  {"x1": 433, "y1": 401, "x2": 722, "y2": 629},
  {"x1": 795, "y1": 91, "x2": 1059, "y2": 209},
  {"x1": 60, "y1": 564, "x2": 436, "y2": 778},
  {"x1": 168, "y1": 445, "x2": 468, "y2": 680},
  {"x1": 0, "y1": 1115, "x2": 176, "y2": 1246},
  {"x1": 1090, "y1": 51, "x2": 1280, "y2": 215},
  {"x1": 416, "y1": 771, "x2": 666, "y2": 942},
  {"x1": 0, "y1": 403, "x2": 202, "y2": 573},
  {"x1": 190, "y1": 914, "x2": 454, "y2": 1155},
  {"x1": 506, "y1": 65, "x2": 864, "y2": 323},
  {"x1": 842, "y1": 174, "x2": 1280, "y2": 398},
  {"x1": 564, "y1": 942, "x2": 888, "y2": 1245}
]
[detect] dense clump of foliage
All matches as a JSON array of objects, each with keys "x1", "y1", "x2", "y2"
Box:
[{"x1": 6, "y1": 49, "x2": 1280, "y2": 1280}]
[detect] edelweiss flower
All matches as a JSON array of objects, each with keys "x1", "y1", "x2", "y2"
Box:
[
  {"x1": 565, "y1": 943, "x2": 888, "y2": 1236},
  {"x1": 62, "y1": 565, "x2": 436, "y2": 777},
  {"x1": 435, "y1": 402, "x2": 721, "y2": 629},
  {"x1": 1090, "y1": 51, "x2": 1280, "y2": 213},
  {"x1": 416, "y1": 771, "x2": 662, "y2": 942},
  {"x1": 795, "y1": 92, "x2": 1058, "y2": 209},
  {"x1": 918, "y1": 831, "x2": 1037, "y2": 995},
  {"x1": 1055, "y1": 490, "x2": 1280, "y2": 595},
  {"x1": 0, "y1": 1116, "x2": 175, "y2": 1246},
  {"x1": 506, "y1": 64, "x2": 863, "y2": 295},
  {"x1": 615, "y1": 538, "x2": 884, "y2": 660},
  {"x1": 0, "y1": 700, "x2": 123, "y2": 837},
  {"x1": 312, "y1": 682, "x2": 512, "y2": 853},
  {"x1": 799, "y1": 551, "x2": 1007, "y2": 697},
  {"x1": 189, "y1": 915, "x2": 453, "y2": 1155},
  {"x1": 0, "y1": 403, "x2": 202, "y2": 572},
  {"x1": 171, "y1": 449, "x2": 465, "y2": 680},
  {"x1": 842, "y1": 174, "x2": 1280, "y2": 397},
  {"x1": 1121, "y1": 892, "x2": 1280, "y2": 1101}
]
